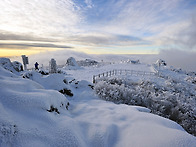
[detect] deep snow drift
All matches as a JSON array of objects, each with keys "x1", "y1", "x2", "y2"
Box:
[{"x1": 0, "y1": 57, "x2": 196, "y2": 147}]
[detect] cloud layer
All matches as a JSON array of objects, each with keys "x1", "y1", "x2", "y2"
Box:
[
  {"x1": 0, "y1": 0, "x2": 81, "y2": 36},
  {"x1": 0, "y1": 43, "x2": 72, "y2": 50},
  {"x1": 0, "y1": 0, "x2": 196, "y2": 54},
  {"x1": 158, "y1": 49, "x2": 196, "y2": 71}
]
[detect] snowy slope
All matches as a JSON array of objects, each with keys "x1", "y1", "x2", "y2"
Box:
[
  {"x1": 65, "y1": 62, "x2": 154, "y2": 82},
  {"x1": 0, "y1": 66, "x2": 70, "y2": 146},
  {"x1": 0, "y1": 59, "x2": 196, "y2": 147}
]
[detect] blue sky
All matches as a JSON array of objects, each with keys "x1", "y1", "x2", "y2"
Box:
[{"x1": 0, "y1": 0, "x2": 196, "y2": 56}]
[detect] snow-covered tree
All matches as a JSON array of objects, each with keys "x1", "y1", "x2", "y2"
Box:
[
  {"x1": 66, "y1": 57, "x2": 78, "y2": 67},
  {"x1": 49, "y1": 58, "x2": 57, "y2": 73}
]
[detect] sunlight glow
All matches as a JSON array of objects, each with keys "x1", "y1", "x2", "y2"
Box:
[{"x1": 0, "y1": 49, "x2": 42, "y2": 57}]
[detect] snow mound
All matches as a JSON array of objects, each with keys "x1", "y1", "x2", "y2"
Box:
[
  {"x1": 22, "y1": 71, "x2": 69, "y2": 90},
  {"x1": 0, "y1": 67, "x2": 70, "y2": 146},
  {"x1": 21, "y1": 71, "x2": 76, "y2": 98},
  {"x1": 0, "y1": 66, "x2": 18, "y2": 78},
  {"x1": 0, "y1": 58, "x2": 23, "y2": 74}
]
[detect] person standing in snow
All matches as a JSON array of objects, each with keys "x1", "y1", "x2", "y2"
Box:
[{"x1": 35, "y1": 62, "x2": 39, "y2": 70}]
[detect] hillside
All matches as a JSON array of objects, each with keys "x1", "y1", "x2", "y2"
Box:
[{"x1": 0, "y1": 58, "x2": 196, "y2": 147}]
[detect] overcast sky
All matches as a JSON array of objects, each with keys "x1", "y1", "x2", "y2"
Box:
[{"x1": 0, "y1": 0, "x2": 196, "y2": 56}]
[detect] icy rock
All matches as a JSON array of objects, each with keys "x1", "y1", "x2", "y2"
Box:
[
  {"x1": 0, "y1": 58, "x2": 20, "y2": 74},
  {"x1": 59, "y1": 88, "x2": 73, "y2": 97},
  {"x1": 12, "y1": 61, "x2": 23, "y2": 72}
]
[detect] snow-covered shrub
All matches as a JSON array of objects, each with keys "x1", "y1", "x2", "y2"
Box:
[
  {"x1": 95, "y1": 77, "x2": 196, "y2": 136},
  {"x1": 39, "y1": 69, "x2": 49, "y2": 75},
  {"x1": 77, "y1": 59, "x2": 98, "y2": 67},
  {"x1": 57, "y1": 69, "x2": 67, "y2": 74},
  {"x1": 170, "y1": 67, "x2": 196, "y2": 76},
  {"x1": 59, "y1": 88, "x2": 73, "y2": 97},
  {"x1": 185, "y1": 76, "x2": 196, "y2": 84},
  {"x1": 186, "y1": 71, "x2": 196, "y2": 76},
  {"x1": 22, "y1": 71, "x2": 33, "y2": 79}
]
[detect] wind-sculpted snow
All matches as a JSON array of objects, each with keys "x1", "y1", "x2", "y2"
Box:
[
  {"x1": 0, "y1": 59, "x2": 196, "y2": 146},
  {"x1": 0, "y1": 67, "x2": 71, "y2": 146},
  {"x1": 95, "y1": 69, "x2": 196, "y2": 136},
  {"x1": 21, "y1": 71, "x2": 72, "y2": 91}
]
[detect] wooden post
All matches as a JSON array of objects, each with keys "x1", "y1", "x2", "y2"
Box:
[{"x1": 93, "y1": 75, "x2": 95, "y2": 83}]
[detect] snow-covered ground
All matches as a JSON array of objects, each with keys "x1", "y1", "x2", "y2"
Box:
[
  {"x1": 65, "y1": 62, "x2": 154, "y2": 82},
  {"x1": 0, "y1": 58, "x2": 196, "y2": 147}
]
